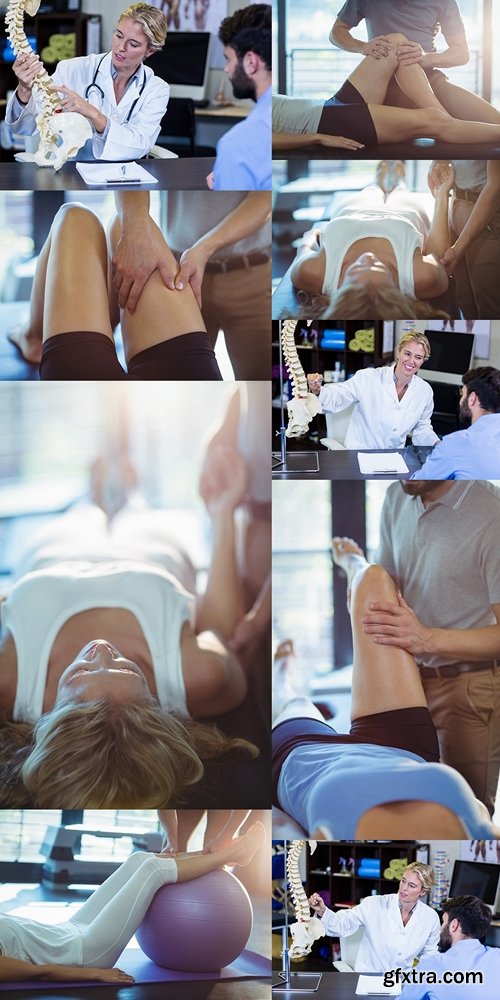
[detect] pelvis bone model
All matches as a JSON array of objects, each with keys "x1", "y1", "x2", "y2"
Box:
[
  {"x1": 287, "y1": 840, "x2": 326, "y2": 958},
  {"x1": 6, "y1": 0, "x2": 92, "y2": 170},
  {"x1": 280, "y1": 321, "x2": 322, "y2": 437}
]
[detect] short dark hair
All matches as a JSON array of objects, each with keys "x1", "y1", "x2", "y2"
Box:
[
  {"x1": 442, "y1": 896, "x2": 492, "y2": 939},
  {"x1": 462, "y1": 366, "x2": 500, "y2": 413},
  {"x1": 218, "y1": 4, "x2": 271, "y2": 70}
]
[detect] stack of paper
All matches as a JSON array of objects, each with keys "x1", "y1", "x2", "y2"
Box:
[
  {"x1": 356, "y1": 974, "x2": 402, "y2": 995},
  {"x1": 357, "y1": 452, "x2": 409, "y2": 475}
]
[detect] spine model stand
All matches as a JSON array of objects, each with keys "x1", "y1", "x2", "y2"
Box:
[
  {"x1": 280, "y1": 321, "x2": 322, "y2": 438},
  {"x1": 6, "y1": 0, "x2": 92, "y2": 169},
  {"x1": 287, "y1": 840, "x2": 325, "y2": 958}
]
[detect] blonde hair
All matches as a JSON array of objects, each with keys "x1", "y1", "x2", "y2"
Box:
[
  {"x1": 404, "y1": 861, "x2": 435, "y2": 893},
  {"x1": 119, "y1": 3, "x2": 167, "y2": 51},
  {"x1": 0, "y1": 703, "x2": 257, "y2": 808},
  {"x1": 396, "y1": 331, "x2": 431, "y2": 359},
  {"x1": 314, "y1": 284, "x2": 450, "y2": 321}
]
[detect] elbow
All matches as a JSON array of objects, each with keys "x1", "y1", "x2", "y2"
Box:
[{"x1": 452, "y1": 45, "x2": 470, "y2": 66}]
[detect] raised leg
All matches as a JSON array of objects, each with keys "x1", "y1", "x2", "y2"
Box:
[
  {"x1": 432, "y1": 76, "x2": 500, "y2": 125},
  {"x1": 107, "y1": 214, "x2": 207, "y2": 365}
]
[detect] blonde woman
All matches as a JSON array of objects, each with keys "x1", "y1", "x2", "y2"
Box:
[
  {"x1": 0, "y1": 451, "x2": 258, "y2": 808},
  {"x1": 290, "y1": 166, "x2": 455, "y2": 320},
  {"x1": 309, "y1": 863, "x2": 439, "y2": 973},
  {"x1": 6, "y1": 4, "x2": 169, "y2": 160},
  {"x1": 0, "y1": 821, "x2": 265, "y2": 983},
  {"x1": 307, "y1": 332, "x2": 440, "y2": 449}
]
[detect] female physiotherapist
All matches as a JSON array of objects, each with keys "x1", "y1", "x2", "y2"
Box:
[
  {"x1": 307, "y1": 331, "x2": 440, "y2": 449},
  {"x1": 308, "y1": 862, "x2": 439, "y2": 973},
  {"x1": 5, "y1": 3, "x2": 169, "y2": 161}
]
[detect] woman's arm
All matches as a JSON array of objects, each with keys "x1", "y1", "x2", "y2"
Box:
[
  {"x1": 273, "y1": 132, "x2": 364, "y2": 152},
  {"x1": 0, "y1": 956, "x2": 133, "y2": 984},
  {"x1": 289, "y1": 230, "x2": 326, "y2": 293},
  {"x1": 423, "y1": 165, "x2": 454, "y2": 258}
]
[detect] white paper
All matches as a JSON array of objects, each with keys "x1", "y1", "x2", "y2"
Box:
[
  {"x1": 357, "y1": 452, "x2": 409, "y2": 475},
  {"x1": 356, "y1": 974, "x2": 402, "y2": 996},
  {"x1": 75, "y1": 162, "x2": 158, "y2": 185}
]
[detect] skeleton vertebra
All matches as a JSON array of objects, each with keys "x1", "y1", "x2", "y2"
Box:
[
  {"x1": 6, "y1": 0, "x2": 92, "y2": 170},
  {"x1": 287, "y1": 840, "x2": 325, "y2": 958},
  {"x1": 280, "y1": 321, "x2": 322, "y2": 438}
]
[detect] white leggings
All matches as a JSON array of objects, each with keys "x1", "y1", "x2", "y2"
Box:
[{"x1": 67, "y1": 852, "x2": 178, "y2": 967}]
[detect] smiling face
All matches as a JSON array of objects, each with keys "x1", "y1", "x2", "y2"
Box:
[
  {"x1": 111, "y1": 18, "x2": 153, "y2": 75},
  {"x1": 55, "y1": 640, "x2": 155, "y2": 706},
  {"x1": 394, "y1": 339, "x2": 427, "y2": 382},
  {"x1": 399, "y1": 868, "x2": 425, "y2": 908},
  {"x1": 342, "y1": 253, "x2": 395, "y2": 290}
]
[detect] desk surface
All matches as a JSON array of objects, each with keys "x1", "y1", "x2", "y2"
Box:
[
  {"x1": 273, "y1": 971, "x2": 374, "y2": 999},
  {"x1": 272, "y1": 446, "x2": 431, "y2": 480},
  {"x1": 196, "y1": 104, "x2": 249, "y2": 120},
  {"x1": 0, "y1": 157, "x2": 214, "y2": 190}
]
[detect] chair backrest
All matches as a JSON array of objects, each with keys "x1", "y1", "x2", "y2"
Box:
[
  {"x1": 324, "y1": 403, "x2": 355, "y2": 447},
  {"x1": 159, "y1": 98, "x2": 196, "y2": 153},
  {"x1": 339, "y1": 925, "x2": 365, "y2": 967}
]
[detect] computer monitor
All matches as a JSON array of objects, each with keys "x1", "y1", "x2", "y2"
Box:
[
  {"x1": 448, "y1": 861, "x2": 500, "y2": 917},
  {"x1": 147, "y1": 32, "x2": 212, "y2": 101},
  {"x1": 419, "y1": 329, "x2": 475, "y2": 386}
]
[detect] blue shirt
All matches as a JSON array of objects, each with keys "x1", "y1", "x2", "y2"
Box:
[
  {"x1": 336, "y1": 0, "x2": 465, "y2": 52},
  {"x1": 400, "y1": 938, "x2": 500, "y2": 999},
  {"x1": 213, "y1": 85, "x2": 271, "y2": 191},
  {"x1": 410, "y1": 414, "x2": 500, "y2": 479}
]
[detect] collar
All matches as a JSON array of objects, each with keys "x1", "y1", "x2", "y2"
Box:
[
  {"x1": 412, "y1": 480, "x2": 475, "y2": 515},
  {"x1": 392, "y1": 363, "x2": 413, "y2": 391},
  {"x1": 110, "y1": 59, "x2": 142, "y2": 88}
]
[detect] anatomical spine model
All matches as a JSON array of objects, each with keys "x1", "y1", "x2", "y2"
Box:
[
  {"x1": 280, "y1": 321, "x2": 322, "y2": 437},
  {"x1": 6, "y1": 0, "x2": 92, "y2": 170},
  {"x1": 287, "y1": 840, "x2": 325, "y2": 958}
]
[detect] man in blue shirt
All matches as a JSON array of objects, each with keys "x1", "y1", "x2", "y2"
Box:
[
  {"x1": 411, "y1": 366, "x2": 500, "y2": 479},
  {"x1": 331, "y1": 1, "x2": 500, "y2": 124},
  {"x1": 398, "y1": 895, "x2": 499, "y2": 999},
  {"x1": 211, "y1": 4, "x2": 271, "y2": 191}
]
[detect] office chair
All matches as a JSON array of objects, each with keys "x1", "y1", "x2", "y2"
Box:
[{"x1": 154, "y1": 98, "x2": 216, "y2": 157}]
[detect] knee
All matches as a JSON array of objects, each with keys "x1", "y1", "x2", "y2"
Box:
[
  {"x1": 420, "y1": 107, "x2": 450, "y2": 135},
  {"x1": 53, "y1": 202, "x2": 104, "y2": 239},
  {"x1": 351, "y1": 563, "x2": 395, "y2": 605},
  {"x1": 385, "y1": 32, "x2": 409, "y2": 48}
]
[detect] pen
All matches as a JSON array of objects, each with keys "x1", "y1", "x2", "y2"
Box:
[
  {"x1": 121, "y1": 165, "x2": 126, "y2": 175},
  {"x1": 107, "y1": 179, "x2": 142, "y2": 184}
]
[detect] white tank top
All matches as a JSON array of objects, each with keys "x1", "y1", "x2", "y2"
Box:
[
  {"x1": 1, "y1": 560, "x2": 194, "y2": 722},
  {"x1": 321, "y1": 206, "x2": 426, "y2": 296}
]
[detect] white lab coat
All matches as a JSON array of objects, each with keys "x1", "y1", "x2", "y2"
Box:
[
  {"x1": 319, "y1": 365, "x2": 440, "y2": 449},
  {"x1": 320, "y1": 893, "x2": 440, "y2": 973},
  {"x1": 6, "y1": 52, "x2": 169, "y2": 160}
]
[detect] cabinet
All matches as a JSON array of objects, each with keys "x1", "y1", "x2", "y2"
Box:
[
  {"x1": 272, "y1": 319, "x2": 392, "y2": 448},
  {"x1": 0, "y1": 12, "x2": 101, "y2": 101}
]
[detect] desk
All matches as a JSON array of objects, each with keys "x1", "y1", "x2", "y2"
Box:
[
  {"x1": 272, "y1": 446, "x2": 432, "y2": 480},
  {"x1": 0, "y1": 157, "x2": 214, "y2": 190},
  {"x1": 273, "y1": 971, "x2": 377, "y2": 998}
]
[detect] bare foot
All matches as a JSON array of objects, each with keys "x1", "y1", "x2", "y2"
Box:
[
  {"x1": 376, "y1": 159, "x2": 406, "y2": 195},
  {"x1": 332, "y1": 536, "x2": 366, "y2": 574},
  {"x1": 228, "y1": 820, "x2": 266, "y2": 867},
  {"x1": 7, "y1": 324, "x2": 43, "y2": 365}
]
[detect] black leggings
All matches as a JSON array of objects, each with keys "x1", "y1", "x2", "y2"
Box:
[
  {"x1": 318, "y1": 79, "x2": 378, "y2": 146},
  {"x1": 40, "y1": 331, "x2": 223, "y2": 381},
  {"x1": 272, "y1": 708, "x2": 440, "y2": 806}
]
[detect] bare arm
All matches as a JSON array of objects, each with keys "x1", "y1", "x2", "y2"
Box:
[
  {"x1": 157, "y1": 810, "x2": 178, "y2": 853},
  {"x1": 397, "y1": 30, "x2": 469, "y2": 69},
  {"x1": 273, "y1": 132, "x2": 364, "y2": 152},
  {"x1": 329, "y1": 18, "x2": 392, "y2": 59},
  {"x1": 0, "y1": 956, "x2": 134, "y2": 984},
  {"x1": 289, "y1": 229, "x2": 326, "y2": 293},
  {"x1": 175, "y1": 192, "x2": 271, "y2": 307},
  {"x1": 442, "y1": 161, "x2": 500, "y2": 272},
  {"x1": 185, "y1": 628, "x2": 247, "y2": 716}
]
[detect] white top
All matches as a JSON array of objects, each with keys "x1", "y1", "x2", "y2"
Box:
[
  {"x1": 319, "y1": 366, "x2": 439, "y2": 449},
  {"x1": 0, "y1": 914, "x2": 83, "y2": 965},
  {"x1": 321, "y1": 894, "x2": 440, "y2": 973},
  {"x1": 272, "y1": 94, "x2": 324, "y2": 134},
  {"x1": 320, "y1": 206, "x2": 426, "y2": 296},
  {"x1": 1, "y1": 560, "x2": 194, "y2": 722},
  {"x1": 6, "y1": 52, "x2": 170, "y2": 160}
]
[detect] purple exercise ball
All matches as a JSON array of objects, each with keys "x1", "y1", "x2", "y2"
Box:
[{"x1": 136, "y1": 868, "x2": 253, "y2": 972}]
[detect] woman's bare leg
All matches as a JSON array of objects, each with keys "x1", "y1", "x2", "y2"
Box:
[
  {"x1": 368, "y1": 103, "x2": 500, "y2": 145},
  {"x1": 7, "y1": 229, "x2": 52, "y2": 364},
  {"x1": 332, "y1": 538, "x2": 427, "y2": 719},
  {"x1": 347, "y1": 34, "x2": 447, "y2": 112},
  {"x1": 107, "y1": 215, "x2": 207, "y2": 365},
  {"x1": 172, "y1": 819, "x2": 266, "y2": 880}
]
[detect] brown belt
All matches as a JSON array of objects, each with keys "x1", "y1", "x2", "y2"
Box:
[
  {"x1": 453, "y1": 186, "x2": 481, "y2": 203},
  {"x1": 419, "y1": 660, "x2": 498, "y2": 679},
  {"x1": 204, "y1": 251, "x2": 271, "y2": 273}
]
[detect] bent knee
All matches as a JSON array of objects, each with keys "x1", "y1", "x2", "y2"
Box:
[
  {"x1": 421, "y1": 107, "x2": 450, "y2": 132},
  {"x1": 53, "y1": 202, "x2": 103, "y2": 236},
  {"x1": 351, "y1": 563, "x2": 395, "y2": 605},
  {"x1": 385, "y1": 32, "x2": 409, "y2": 46}
]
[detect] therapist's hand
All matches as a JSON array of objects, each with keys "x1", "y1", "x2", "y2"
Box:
[
  {"x1": 361, "y1": 592, "x2": 433, "y2": 656},
  {"x1": 363, "y1": 36, "x2": 392, "y2": 60},
  {"x1": 307, "y1": 373, "x2": 323, "y2": 396},
  {"x1": 13, "y1": 52, "x2": 43, "y2": 102},
  {"x1": 175, "y1": 244, "x2": 210, "y2": 309},
  {"x1": 308, "y1": 893, "x2": 326, "y2": 917},
  {"x1": 396, "y1": 40, "x2": 428, "y2": 67},
  {"x1": 440, "y1": 243, "x2": 461, "y2": 274},
  {"x1": 112, "y1": 221, "x2": 177, "y2": 313}
]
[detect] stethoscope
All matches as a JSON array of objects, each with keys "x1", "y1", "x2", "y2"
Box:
[{"x1": 85, "y1": 53, "x2": 147, "y2": 123}]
